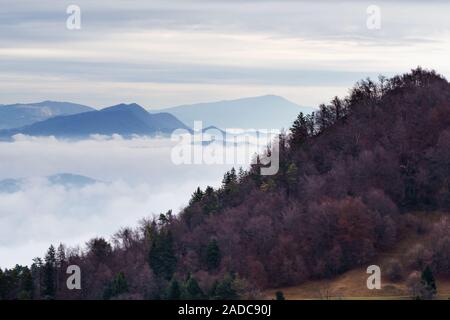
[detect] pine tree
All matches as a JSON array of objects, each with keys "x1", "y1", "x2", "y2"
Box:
[
  {"x1": 205, "y1": 239, "x2": 221, "y2": 270},
  {"x1": 275, "y1": 291, "x2": 285, "y2": 300},
  {"x1": 166, "y1": 278, "x2": 181, "y2": 300},
  {"x1": 43, "y1": 245, "x2": 56, "y2": 299},
  {"x1": 0, "y1": 268, "x2": 5, "y2": 300},
  {"x1": 421, "y1": 266, "x2": 437, "y2": 297},
  {"x1": 31, "y1": 257, "x2": 43, "y2": 299},
  {"x1": 222, "y1": 168, "x2": 238, "y2": 192},
  {"x1": 202, "y1": 186, "x2": 219, "y2": 215},
  {"x1": 184, "y1": 275, "x2": 204, "y2": 300},
  {"x1": 237, "y1": 167, "x2": 246, "y2": 182},
  {"x1": 290, "y1": 112, "x2": 309, "y2": 148},
  {"x1": 18, "y1": 266, "x2": 33, "y2": 300},
  {"x1": 210, "y1": 274, "x2": 238, "y2": 300},
  {"x1": 190, "y1": 187, "x2": 204, "y2": 205},
  {"x1": 103, "y1": 272, "x2": 129, "y2": 300},
  {"x1": 148, "y1": 229, "x2": 177, "y2": 280},
  {"x1": 56, "y1": 244, "x2": 66, "y2": 268}
]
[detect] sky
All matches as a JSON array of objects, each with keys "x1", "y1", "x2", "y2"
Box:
[{"x1": 1, "y1": 0, "x2": 450, "y2": 109}]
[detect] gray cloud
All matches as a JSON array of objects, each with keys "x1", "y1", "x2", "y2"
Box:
[{"x1": 1, "y1": 0, "x2": 450, "y2": 106}]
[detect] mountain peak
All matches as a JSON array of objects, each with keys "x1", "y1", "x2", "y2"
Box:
[
  {"x1": 158, "y1": 95, "x2": 314, "y2": 130},
  {"x1": 102, "y1": 103, "x2": 145, "y2": 112},
  {"x1": 0, "y1": 101, "x2": 95, "y2": 130}
]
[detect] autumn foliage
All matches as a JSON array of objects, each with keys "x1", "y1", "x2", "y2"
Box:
[{"x1": 1, "y1": 68, "x2": 450, "y2": 299}]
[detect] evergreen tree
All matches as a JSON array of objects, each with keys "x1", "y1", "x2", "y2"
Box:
[
  {"x1": 190, "y1": 187, "x2": 204, "y2": 205},
  {"x1": 31, "y1": 257, "x2": 43, "y2": 299},
  {"x1": 103, "y1": 272, "x2": 129, "y2": 300},
  {"x1": 148, "y1": 229, "x2": 177, "y2": 280},
  {"x1": 166, "y1": 278, "x2": 181, "y2": 300},
  {"x1": 237, "y1": 167, "x2": 246, "y2": 182},
  {"x1": 275, "y1": 291, "x2": 285, "y2": 300},
  {"x1": 56, "y1": 244, "x2": 66, "y2": 268},
  {"x1": 249, "y1": 155, "x2": 263, "y2": 186},
  {"x1": 43, "y1": 245, "x2": 56, "y2": 299},
  {"x1": 210, "y1": 274, "x2": 238, "y2": 300},
  {"x1": 184, "y1": 275, "x2": 204, "y2": 300},
  {"x1": 19, "y1": 266, "x2": 33, "y2": 300},
  {"x1": 421, "y1": 266, "x2": 437, "y2": 297},
  {"x1": 202, "y1": 186, "x2": 219, "y2": 215},
  {"x1": 204, "y1": 186, "x2": 215, "y2": 196},
  {"x1": 222, "y1": 168, "x2": 238, "y2": 192},
  {"x1": 0, "y1": 268, "x2": 5, "y2": 300},
  {"x1": 290, "y1": 112, "x2": 309, "y2": 148},
  {"x1": 205, "y1": 239, "x2": 221, "y2": 270}
]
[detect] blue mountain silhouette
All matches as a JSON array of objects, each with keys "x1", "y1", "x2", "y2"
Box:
[
  {"x1": 0, "y1": 103, "x2": 189, "y2": 138},
  {"x1": 0, "y1": 101, "x2": 94, "y2": 130}
]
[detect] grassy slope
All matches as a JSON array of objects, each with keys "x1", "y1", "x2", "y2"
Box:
[{"x1": 264, "y1": 212, "x2": 450, "y2": 300}]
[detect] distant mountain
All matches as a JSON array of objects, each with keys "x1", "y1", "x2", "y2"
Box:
[
  {"x1": 0, "y1": 173, "x2": 99, "y2": 193},
  {"x1": 156, "y1": 95, "x2": 316, "y2": 130},
  {"x1": 47, "y1": 173, "x2": 99, "y2": 187},
  {"x1": 0, "y1": 103, "x2": 189, "y2": 138},
  {"x1": 0, "y1": 101, "x2": 94, "y2": 130}
]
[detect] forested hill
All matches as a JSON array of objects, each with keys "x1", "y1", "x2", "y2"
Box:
[{"x1": 1, "y1": 68, "x2": 450, "y2": 300}]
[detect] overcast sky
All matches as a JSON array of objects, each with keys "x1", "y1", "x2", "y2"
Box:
[{"x1": 1, "y1": 0, "x2": 450, "y2": 108}]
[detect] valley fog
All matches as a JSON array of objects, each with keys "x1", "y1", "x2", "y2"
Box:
[{"x1": 0, "y1": 134, "x2": 265, "y2": 268}]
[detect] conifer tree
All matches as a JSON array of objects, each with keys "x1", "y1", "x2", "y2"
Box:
[
  {"x1": 205, "y1": 239, "x2": 221, "y2": 270},
  {"x1": 290, "y1": 112, "x2": 309, "y2": 148},
  {"x1": 43, "y1": 245, "x2": 56, "y2": 299},
  {"x1": 275, "y1": 291, "x2": 285, "y2": 300},
  {"x1": 103, "y1": 272, "x2": 129, "y2": 300},
  {"x1": 184, "y1": 275, "x2": 204, "y2": 300},
  {"x1": 210, "y1": 274, "x2": 238, "y2": 300},
  {"x1": 190, "y1": 187, "x2": 204, "y2": 205},
  {"x1": 166, "y1": 278, "x2": 181, "y2": 300},
  {"x1": 148, "y1": 229, "x2": 177, "y2": 280},
  {"x1": 421, "y1": 266, "x2": 437, "y2": 297}
]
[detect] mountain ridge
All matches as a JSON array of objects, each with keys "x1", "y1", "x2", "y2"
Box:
[
  {"x1": 0, "y1": 101, "x2": 95, "y2": 129},
  {"x1": 155, "y1": 95, "x2": 316, "y2": 130},
  {"x1": 0, "y1": 103, "x2": 189, "y2": 138}
]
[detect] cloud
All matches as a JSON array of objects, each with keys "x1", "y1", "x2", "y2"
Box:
[
  {"x1": 0, "y1": 135, "x2": 258, "y2": 268},
  {"x1": 0, "y1": 179, "x2": 199, "y2": 268},
  {"x1": 1, "y1": 1, "x2": 450, "y2": 107}
]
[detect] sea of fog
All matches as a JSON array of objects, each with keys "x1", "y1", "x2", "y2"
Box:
[{"x1": 0, "y1": 133, "x2": 274, "y2": 268}]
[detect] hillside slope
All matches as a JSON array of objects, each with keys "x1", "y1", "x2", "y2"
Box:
[
  {"x1": 264, "y1": 212, "x2": 450, "y2": 299},
  {"x1": 2, "y1": 68, "x2": 449, "y2": 300}
]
